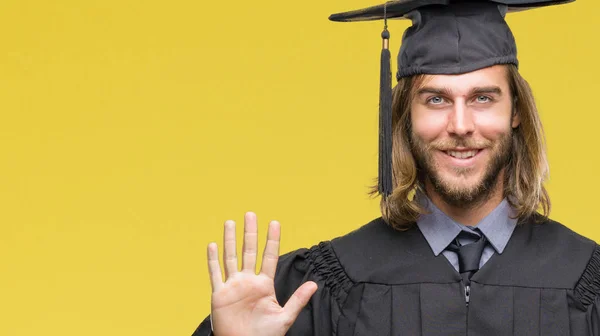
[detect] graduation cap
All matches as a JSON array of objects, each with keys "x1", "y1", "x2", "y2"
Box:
[{"x1": 329, "y1": 0, "x2": 574, "y2": 198}]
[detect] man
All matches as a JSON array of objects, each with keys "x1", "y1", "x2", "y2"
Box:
[{"x1": 195, "y1": 0, "x2": 600, "y2": 335}]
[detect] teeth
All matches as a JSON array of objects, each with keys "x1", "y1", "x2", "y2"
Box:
[{"x1": 447, "y1": 150, "x2": 478, "y2": 159}]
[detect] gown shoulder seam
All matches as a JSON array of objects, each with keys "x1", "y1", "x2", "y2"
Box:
[
  {"x1": 574, "y1": 244, "x2": 600, "y2": 308},
  {"x1": 306, "y1": 241, "x2": 355, "y2": 302}
]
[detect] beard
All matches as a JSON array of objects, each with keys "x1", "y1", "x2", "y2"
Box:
[{"x1": 411, "y1": 131, "x2": 513, "y2": 208}]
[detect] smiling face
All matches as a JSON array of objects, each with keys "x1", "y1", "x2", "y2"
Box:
[{"x1": 410, "y1": 65, "x2": 520, "y2": 207}]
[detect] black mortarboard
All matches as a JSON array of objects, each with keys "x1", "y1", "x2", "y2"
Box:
[{"x1": 329, "y1": 0, "x2": 574, "y2": 198}]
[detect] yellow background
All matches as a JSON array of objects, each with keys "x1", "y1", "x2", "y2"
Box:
[{"x1": 0, "y1": 0, "x2": 597, "y2": 335}]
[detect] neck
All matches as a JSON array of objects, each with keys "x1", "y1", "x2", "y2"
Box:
[{"x1": 424, "y1": 170, "x2": 506, "y2": 226}]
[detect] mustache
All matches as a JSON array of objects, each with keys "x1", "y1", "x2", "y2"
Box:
[{"x1": 421, "y1": 139, "x2": 493, "y2": 151}]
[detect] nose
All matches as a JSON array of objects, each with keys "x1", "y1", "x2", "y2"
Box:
[{"x1": 447, "y1": 100, "x2": 475, "y2": 136}]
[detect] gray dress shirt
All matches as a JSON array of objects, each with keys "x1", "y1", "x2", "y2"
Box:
[{"x1": 416, "y1": 193, "x2": 517, "y2": 272}]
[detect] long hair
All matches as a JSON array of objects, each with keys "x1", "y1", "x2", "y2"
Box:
[{"x1": 373, "y1": 65, "x2": 551, "y2": 230}]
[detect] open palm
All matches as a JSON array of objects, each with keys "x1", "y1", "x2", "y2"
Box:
[{"x1": 207, "y1": 212, "x2": 317, "y2": 336}]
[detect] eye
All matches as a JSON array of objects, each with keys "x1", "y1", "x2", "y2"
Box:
[
  {"x1": 427, "y1": 96, "x2": 445, "y2": 105},
  {"x1": 475, "y1": 95, "x2": 492, "y2": 103}
]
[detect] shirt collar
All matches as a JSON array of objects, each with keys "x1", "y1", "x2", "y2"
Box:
[
  {"x1": 475, "y1": 200, "x2": 517, "y2": 254},
  {"x1": 416, "y1": 192, "x2": 517, "y2": 256}
]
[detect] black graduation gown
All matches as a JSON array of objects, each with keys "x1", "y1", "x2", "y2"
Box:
[{"x1": 194, "y1": 217, "x2": 600, "y2": 335}]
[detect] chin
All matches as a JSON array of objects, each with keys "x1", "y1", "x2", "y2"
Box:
[
  {"x1": 437, "y1": 172, "x2": 486, "y2": 193},
  {"x1": 443, "y1": 168, "x2": 484, "y2": 184}
]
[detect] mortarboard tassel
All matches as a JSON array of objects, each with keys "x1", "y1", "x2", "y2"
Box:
[{"x1": 378, "y1": 6, "x2": 393, "y2": 198}]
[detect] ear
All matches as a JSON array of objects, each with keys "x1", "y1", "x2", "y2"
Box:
[
  {"x1": 511, "y1": 97, "x2": 521, "y2": 128},
  {"x1": 511, "y1": 110, "x2": 521, "y2": 128}
]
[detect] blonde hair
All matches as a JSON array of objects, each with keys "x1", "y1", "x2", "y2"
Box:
[{"x1": 374, "y1": 65, "x2": 551, "y2": 230}]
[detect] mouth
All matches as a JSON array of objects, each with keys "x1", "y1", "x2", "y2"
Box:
[{"x1": 444, "y1": 149, "x2": 482, "y2": 160}]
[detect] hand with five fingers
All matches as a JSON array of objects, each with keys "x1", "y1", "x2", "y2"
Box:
[{"x1": 207, "y1": 212, "x2": 318, "y2": 336}]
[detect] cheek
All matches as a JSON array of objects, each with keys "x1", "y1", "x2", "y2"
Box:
[
  {"x1": 411, "y1": 108, "x2": 447, "y2": 142},
  {"x1": 473, "y1": 113, "x2": 512, "y2": 140}
]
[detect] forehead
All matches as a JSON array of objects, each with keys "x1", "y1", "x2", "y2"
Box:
[{"x1": 415, "y1": 65, "x2": 509, "y2": 93}]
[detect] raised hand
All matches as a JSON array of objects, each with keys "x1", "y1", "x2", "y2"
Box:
[{"x1": 207, "y1": 212, "x2": 318, "y2": 336}]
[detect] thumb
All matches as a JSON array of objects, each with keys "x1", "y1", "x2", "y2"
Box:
[{"x1": 282, "y1": 281, "x2": 318, "y2": 323}]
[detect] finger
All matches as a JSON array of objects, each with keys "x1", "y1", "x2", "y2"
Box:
[
  {"x1": 207, "y1": 243, "x2": 224, "y2": 292},
  {"x1": 223, "y1": 220, "x2": 238, "y2": 278},
  {"x1": 242, "y1": 212, "x2": 259, "y2": 272},
  {"x1": 260, "y1": 220, "x2": 281, "y2": 279},
  {"x1": 282, "y1": 281, "x2": 318, "y2": 322}
]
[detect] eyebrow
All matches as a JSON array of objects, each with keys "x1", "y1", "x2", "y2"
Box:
[
  {"x1": 415, "y1": 86, "x2": 503, "y2": 96},
  {"x1": 471, "y1": 86, "x2": 503, "y2": 95},
  {"x1": 415, "y1": 87, "x2": 452, "y2": 96}
]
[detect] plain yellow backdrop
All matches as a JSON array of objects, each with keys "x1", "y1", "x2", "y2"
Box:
[{"x1": 0, "y1": 0, "x2": 598, "y2": 335}]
